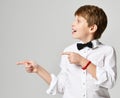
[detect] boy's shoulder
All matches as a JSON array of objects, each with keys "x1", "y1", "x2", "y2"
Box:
[
  {"x1": 98, "y1": 41, "x2": 115, "y2": 50},
  {"x1": 99, "y1": 43, "x2": 115, "y2": 53}
]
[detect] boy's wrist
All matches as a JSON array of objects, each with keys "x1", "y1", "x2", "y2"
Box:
[
  {"x1": 82, "y1": 61, "x2": 91, "y2": 70},
  {"x1": 34, "y1": 64, "x2": 41, "y2": 73},
  {"x1": 79, "y1": 57, "x2": 88, "y2": 67}
]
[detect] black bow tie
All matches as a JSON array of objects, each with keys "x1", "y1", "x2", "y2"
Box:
[{"x1": 77, "y1": 41, "x2": 93, "y2": 50}]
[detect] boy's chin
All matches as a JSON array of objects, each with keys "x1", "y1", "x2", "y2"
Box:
[{"x1": 72, "y1": 35, "x2": 81, "y2": 40}]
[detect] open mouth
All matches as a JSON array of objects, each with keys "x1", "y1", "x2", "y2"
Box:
[{"x1": 72, "y1": 29, "x2": 77, "y2": 34}]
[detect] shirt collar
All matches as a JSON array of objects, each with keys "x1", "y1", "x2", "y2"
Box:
[{"x1": 91, "y1": 39, "x2": 101, "y2": 49}]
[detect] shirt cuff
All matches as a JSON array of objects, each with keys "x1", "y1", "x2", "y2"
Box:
[
  {"x1": 95, "y1": 67, "x2": 108, "y2": 85},
  {"x1": 46, "y1": 74, "x2": 57, "y2": 95}
]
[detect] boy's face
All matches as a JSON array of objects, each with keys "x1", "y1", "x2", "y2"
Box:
[{"x1": 72, "y1": 15, "x2": 91, "y2": 41}]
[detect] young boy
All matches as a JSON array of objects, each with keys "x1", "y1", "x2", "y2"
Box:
[{"x1": 17, "y1": 5, "x2": 117, "y2": 98}]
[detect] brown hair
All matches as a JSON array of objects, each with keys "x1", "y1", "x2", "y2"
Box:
[{"x1": 75, "y1": 5, "x2": 107, "y2": 39}]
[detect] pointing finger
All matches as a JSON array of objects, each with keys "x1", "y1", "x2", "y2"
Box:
[
  {"x1": 16, "y1": 62, "x2": 24, "y2": 65},
  {"x1": 16, "y1": 61, "x2": 30, "y2": 67},
  {"x1": 62, "y1": 52, "x2": 71, "y2": 55}
]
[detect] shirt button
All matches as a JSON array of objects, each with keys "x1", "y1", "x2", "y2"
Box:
[
  {"x1": 83, "y1": 83, "x2": 85, "y2": 85},
  {"x1": 83, "y1": 71, "x2": 86, "y2": 74},
  {"x1": 83, "y1": 94, "x2": 86, "y2": 97}
]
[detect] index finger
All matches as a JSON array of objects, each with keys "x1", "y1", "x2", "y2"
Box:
[
  {"x1": 16, "y1": 61, "x2": 28, "y2": 66},
  {"x1": 16, "y1": 61, "x2": 24, "y2": 65},
  {"x1": 62, "y1": 52, "x2": 71, "y2": 55}
]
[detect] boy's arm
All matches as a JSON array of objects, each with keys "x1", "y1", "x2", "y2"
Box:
[
  {"x1": 17, "y1": 61, "x2": 51, "y2": 85},
  {"x1": 62, "y1": 49, "x2": 117, "y2": 89},
  {"x1": 79, "y1": 58, "x2": 97, "y2": 79},
  {"x1": 62, "y1": 52, "x2": 97, "y2": 79},
  {"x1": 36, "y1": 65, "x2": 51, "y2": 85},
  {"x1": 17, "y1": 59, "x2": 68, "y2": 95}
]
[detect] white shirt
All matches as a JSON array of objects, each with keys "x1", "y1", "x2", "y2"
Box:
[{"x1": 46, "y1": 40, "x2": 117, "y2": 98}]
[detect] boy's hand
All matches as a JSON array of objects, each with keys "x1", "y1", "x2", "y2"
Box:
[
  {"x1": 16, "y1": 60, "x2": 39, "y2": 73},
  {"x1": 62, "y1": 52, "x2": 84, "y2": 65}
]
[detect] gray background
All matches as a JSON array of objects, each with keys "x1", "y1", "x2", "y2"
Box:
[{"x1": 0, "y1": 0, "x2": 120, "y2": 98}]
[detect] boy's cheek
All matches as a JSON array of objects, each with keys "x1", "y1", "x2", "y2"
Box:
[{"x1": 72, "y1": 32, "x2": 84, "y2": 39}]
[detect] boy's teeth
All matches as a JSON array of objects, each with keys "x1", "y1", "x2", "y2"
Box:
[{"x1": 72, "y1": 29, "x2": 77, "y2": 33}]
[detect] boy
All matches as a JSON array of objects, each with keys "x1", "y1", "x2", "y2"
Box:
[{"x1": 17, "y1": 5, "x2": 117, "y2": 98}]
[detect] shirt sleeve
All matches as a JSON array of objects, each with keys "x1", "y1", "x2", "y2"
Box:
[
  {"x1": 46, "y1": 54, "x2": 69, "y2": 95},
  {"x1": 95, "y1": 47, "x2": 117, "y2": 89}
]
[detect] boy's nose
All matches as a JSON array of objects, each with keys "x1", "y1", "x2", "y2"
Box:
[
  {"x1": 72, "y1": 24, "x2": 76, "y2": 29},
  {"x1": 72, "y1": 22, "x2": 75, "y2": 27},
  {"x1": 72, "y1": 20, "x2": 77, "y2": 27}
]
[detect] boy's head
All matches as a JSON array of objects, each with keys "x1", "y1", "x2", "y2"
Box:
[{"x1": 72, "y1": 5, "x2": 107, "y2": 41}]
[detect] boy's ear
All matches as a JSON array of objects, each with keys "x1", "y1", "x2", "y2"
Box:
[{"x1": 89, "y1": 24, "x2": 97, "y2": 34}]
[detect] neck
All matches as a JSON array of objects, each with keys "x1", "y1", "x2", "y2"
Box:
[{"x1": 79, "y1": 37, "x2": 94, "y2": 43}]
